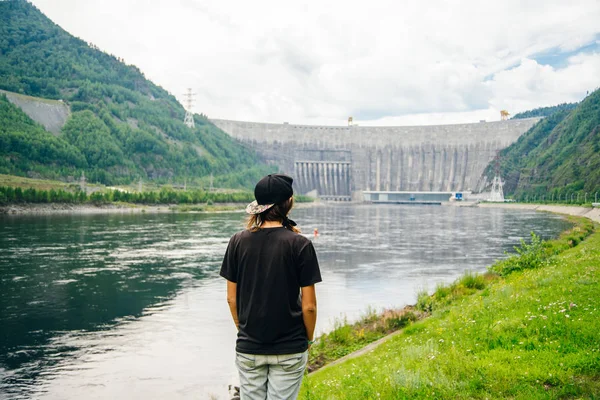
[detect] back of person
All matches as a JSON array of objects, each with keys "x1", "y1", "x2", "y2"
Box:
[
  {"x1": 220, "y1": 174, "x2": 321, "y2": 400},
  {"x1": 223, "y1": 228, "x2": 319, "y2": 355}
]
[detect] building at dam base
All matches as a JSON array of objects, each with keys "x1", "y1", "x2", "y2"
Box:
[
  {"x1": 363, "y1": 191, "x2": 463, "y2": 204},
  {"x1": 211, "y1": 118, "x2": 541, "y2": 200}
]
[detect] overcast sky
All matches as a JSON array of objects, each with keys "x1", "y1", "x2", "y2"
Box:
[{"x1": 31, "y1": 0, "x2": 600, "y2": 126}]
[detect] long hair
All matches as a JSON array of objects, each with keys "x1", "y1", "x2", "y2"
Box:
[{"x1": 246, "y1": 197, "x2": 300, "y2": 234}]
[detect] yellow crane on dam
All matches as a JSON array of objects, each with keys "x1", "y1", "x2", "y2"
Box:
[{"x1": 500, "y1": 110, "x2": 510, "y2": 120}]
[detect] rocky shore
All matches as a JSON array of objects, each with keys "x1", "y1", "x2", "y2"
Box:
[{"x1": 0, "y1": 203, "x2": 172, "y2": 215}]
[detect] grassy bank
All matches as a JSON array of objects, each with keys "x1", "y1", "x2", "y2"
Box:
[{"x1": 302, "y1": 217, "x2": 599, "y2": 399}]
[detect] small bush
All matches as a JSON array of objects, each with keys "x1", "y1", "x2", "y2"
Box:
[
  {"x1": 360, "y1": 306, "x2": 379, "y2": 324},
  {"x1": 329, "y1": 318, "x2": 353, "y2": 345},
  {"x1": 416, "y1": 290, "x2": 433, "y2": 313},
  {"x1": 490, "y1": 232, "x2": 549, "y2": 276},
  {"x1": 460, "y1": 272, "x2": 486, "y2": 290},
  {"x1": 567, "y1": 235, "x2": 580, "y2": 246},
  {"x1": 435, "y1": 284, "x2": 452, "y2": 299},
  {"x1": 385, "y1": 312, "x2": 417, "y2": 330},
  {"x1": 514, "y1": 232, "x2": 546, "y2": 267}
]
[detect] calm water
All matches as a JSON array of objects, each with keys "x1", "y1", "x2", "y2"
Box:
[{"x1": 0, "y1": 205, "x2": 571, "y2": 399}]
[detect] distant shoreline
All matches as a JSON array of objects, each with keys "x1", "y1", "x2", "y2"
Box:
[
  {"x1": 0, "y1": 203, "x2": 173, "y2": 215},
  {"x1": 2, "y1": 201, "x2": 597, "y2": 218},
  {"x1": 476, "y1": 202, "x2": 600, "y2": 223},
  {"x1": 0, "y1": 200, "x2": 321, "y2": 215}
]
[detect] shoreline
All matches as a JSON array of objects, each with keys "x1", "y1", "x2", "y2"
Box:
[
  {"x1": 476, "y1": 202, "x2": 600, "y2": 223},
  {"x1": 3, "y1": 200, "x2": 596, "y2": 220},
  {"x1": 306, "y1": 203, "x2": 598, "y2": 377},
  {"x1": 0, "y1": 203, "x2": 174, "y2": 215},
  {"x1": 303, "y1": 212, "x2": 598, "y2": 398},
  {"x1": 0, "y1": 199, "x2": 323, "y2": 215}
]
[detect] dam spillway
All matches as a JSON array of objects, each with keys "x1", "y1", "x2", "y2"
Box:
[{"x1": 211, "y1": 118, "x2": 541, "y2": 199}]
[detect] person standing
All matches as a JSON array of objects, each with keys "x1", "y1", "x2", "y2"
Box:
[{"x1": 220, "y1": 174, "x2": 322, "y2": 400}]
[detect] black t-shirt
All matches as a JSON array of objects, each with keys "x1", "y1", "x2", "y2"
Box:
[{"x1": 220, "y1": 227, "x2": 322, "y2": 355}]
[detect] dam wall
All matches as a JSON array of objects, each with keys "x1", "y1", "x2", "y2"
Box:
[{"x1": 211, "y1": 118, "x2": 541, "y2": 198}]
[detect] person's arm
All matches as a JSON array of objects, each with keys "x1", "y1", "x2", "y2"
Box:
[
  {"x1": 226, "y1": 280, "x2": 239, "y2": 330},
  {"x1": 301, "y1": 285, "x2": 317, "y2": 344}
]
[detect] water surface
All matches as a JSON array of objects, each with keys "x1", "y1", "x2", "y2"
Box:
[{"x1": 0, "y1": 205, "x2": 571, "y2": 399}]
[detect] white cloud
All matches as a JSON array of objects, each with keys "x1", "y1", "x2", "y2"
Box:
[
  {"x1": 487, "y1": 53, "x2": 600, "y2": 114},
  {"x1": 30, "y1": 0, "x2": 600, "y2": 126}
]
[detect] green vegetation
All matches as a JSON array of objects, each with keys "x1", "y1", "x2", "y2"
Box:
[
  {"x1": 412, "y1": 218, "x2": 592, "y2": 314},
  {"x1": 0, "y1": 173, "x2": 82, "y2": 191},
  {"x1": 0, "y1": 185, "x2": 254, "y2": 206},
  {"x1": 0, "y1": 0, "x2": 274, "y2": 187},
  {"x1": 511, "y1": 103, "x2": 578, "y2": 120},
  {"x1": 0, "y1": 184, "x2": 315, "y2": 208},
  {"x1": 486, "y1": 89, "x2": 600, "y2": 200},
  {"x1": 295, "y1": 194, "x2": 316, "y2": 203},
  {"x1": 306, "y1": 218, "x2": 593, "y2": 377},
  {"x1": 302, "y1": 217, "x2": 599, "y2": 399},
  {"x1": 308, "y1": 308, "x2": 421, "y2": 373},
  {"x1": 0, "y1": 95, "x2": 87, "y2": 178}
]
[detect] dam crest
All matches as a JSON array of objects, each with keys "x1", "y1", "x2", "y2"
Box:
[{"x1": 211, "y1": 118, "x2": 541, "y2": 200}]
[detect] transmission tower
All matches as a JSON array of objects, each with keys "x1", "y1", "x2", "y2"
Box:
[
  {"x1": 183, "y1": 88, "x2": 196, "y2": 128},
  {"x1": 488, "y1": 153, "x2": 505, "y2": 202},
  {"x1": 489, "y1": 176, "x2": 505, "y2": 202}
]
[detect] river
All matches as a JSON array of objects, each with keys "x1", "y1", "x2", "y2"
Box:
[{"x1": 0, "y1": 204, "x2": 571, "y2": 399}]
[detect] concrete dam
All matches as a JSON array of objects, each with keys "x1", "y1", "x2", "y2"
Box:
[{"x1": 212, "y1": 118, "x2": 541, "y2": 200}]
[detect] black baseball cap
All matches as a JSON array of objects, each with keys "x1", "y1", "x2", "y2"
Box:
[{"x1": 246, "y1": 174, "x2": 294, "y2": 214}]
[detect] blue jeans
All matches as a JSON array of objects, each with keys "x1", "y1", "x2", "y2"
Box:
[{"x1": 235, "y1": 351, "x2": 308, "y2": 400}]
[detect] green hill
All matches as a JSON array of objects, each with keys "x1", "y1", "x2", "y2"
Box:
[
  {"x1": 0, "y1": 0, "x2": 272, "y2": 187},
  {"x1": 486, "y1": 90, "x2": 600, "y2": 200},
  {"x1": 511, "y1": 103, "x2": 578, "y2": 120}
]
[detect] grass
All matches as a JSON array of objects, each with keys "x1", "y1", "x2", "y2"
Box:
[
  {"x1": 0, "y1": 173, "x2": 89, "y2": 191},
  {"x1": 301, "y1": 217, "x2": 599, "y2": 399},
  {"x1": 308, "y1": 307, "x2": 422, "y2": 372}
]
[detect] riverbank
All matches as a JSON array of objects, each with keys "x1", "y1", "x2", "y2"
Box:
[
  {"x1": 0, "y1": 199, "x2": 322, "y2": 215},
  {"x1": 477, "y1": 202, "x2": 600, "y2": 223},
  {"x1": 0, "y1": 202, "x2": 252, "y2": 215},
  {"x1": 0, "y1": 202, "x2": 171, "y2": 215},
  {"x1": 302, "y1": 211, "x2": 599, "y2": 398}
]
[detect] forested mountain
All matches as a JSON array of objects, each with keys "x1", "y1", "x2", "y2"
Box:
[
  {"x1": 486, "y1": 89, "x2": 600, "y2": 199},
  {"x1": 0, "y1": 0, "x2": 272, "y2": 187},
  {"x1": 511, "y1": 103, "x2": 578, "y2": 120}
]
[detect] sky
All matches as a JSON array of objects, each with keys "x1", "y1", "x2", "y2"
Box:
[{"x1": 30, "y1": 0, "x2": 600, "y2": 126}]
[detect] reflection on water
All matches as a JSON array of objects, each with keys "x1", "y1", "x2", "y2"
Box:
[{"x1": 0, "y1": 205, "x2": 571, "y2": 399}]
